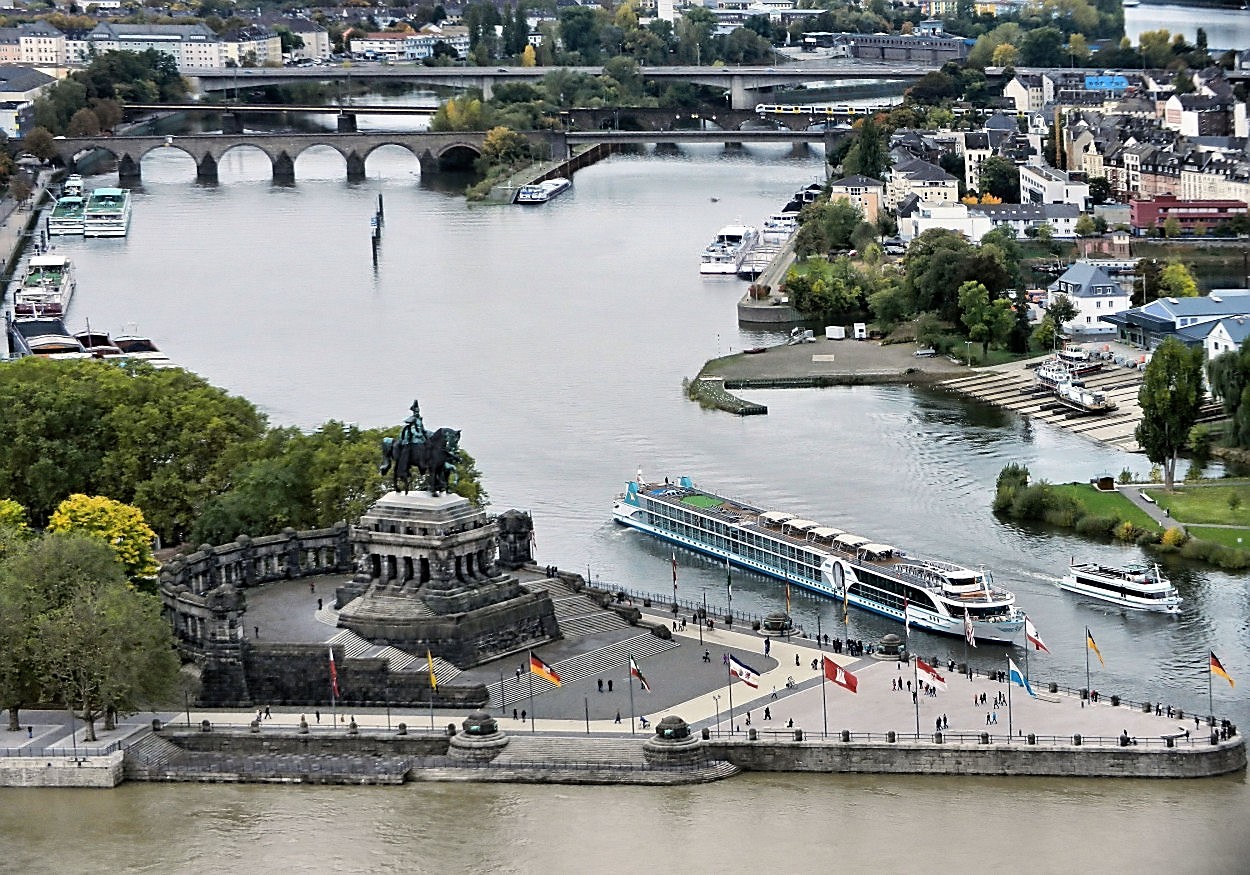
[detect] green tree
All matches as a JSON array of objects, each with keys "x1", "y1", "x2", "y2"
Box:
[
  {"x1": 978, "y1": 156, "x2": 1019, "y2": 203},
  {"x1": 559, "y1": 5, "x2": 602, "y2": 62},
  {"x1": 66, "y1": 107, "x2": 101, "y2": 137},
  {"x1": 47, "y1": 494, "x2": 159, "y2": 585},
  {"x1": 785, "y1": 257, "x2": 870, "y2": 320},
  {"x1": 21, "y1": 127, "x2": 57, "y2": 162},
  {"x1": 1074, "y1": 213, "x2": 1097, "y2": 237},
  {"x1": 1207, "y1": 341, "x2": 1250, "y2": 448},
  {"x1": 430, "y1": 95, "x2": 487, "y2": 131},
  {"x1": 34, "y1": 538, "x2": 178, "y2": 740},
  {"x1": 1047, "y1": 293, "x2": 1079, "y2": 344},
  {"x1": 1157, "y1": 260, "x2": 1198, "y2": 298},
  {"x1": 842, "y1": 115, "x2": 887, "y2": 180},
  {"x1": 794, "y1": 199, "x2": 862, "y2": 257},
  {"x1": 1162, "y1": 216, "x2": 1181, "y2": 239},
  {"x1": 1136, "y1": 338, "x2": 1205, "y2": 491},
  {"x1": 958, "y1": 281, "x2": 1014, "y2": 359}
]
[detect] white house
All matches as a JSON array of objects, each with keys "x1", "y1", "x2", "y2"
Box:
[
  {"x1": 1047, "y1": 261, "x2": 1130, "y2": 337},
  {"x1": 1019, "y1": 163, "x2": 1091, "y2": 212},
  {"x1": 886, "y1": 157, "x2": 959, "y2": 209},
  {"x1": 1204, "y1": 316, "x2": 1250, "y2": 363}
]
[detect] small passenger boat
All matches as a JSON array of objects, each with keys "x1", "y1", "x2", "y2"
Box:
[
  {"x1": 1059, "y1": 561, "x2": 1182, "y2": 613},
  {"x1": 515, "y1": 178, "x2": 571, "y2": 204}
]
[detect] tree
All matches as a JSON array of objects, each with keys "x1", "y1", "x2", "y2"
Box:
[
  {"x1": 977, "y1": 156, "x2": 1019, "y2": 203},
  {"x1": 1162, "y1": 216, "x2": 1181, "y2": 239},
  {"x1": 1157, "y1": 260, "x2": 1198, "y2": 298},
  {"x1": 559, "y1": 5, "x2": 602, "y2": 62},
  {"x1": 34, "y1": 539, "x2": 178, "y2": 741},
  {"x1": 991, "y1": 43, "x2": 1019, "y2": 67},
  {"x1": 47, "y1": 494, "x2": 159, "y2": 585},
  {"x1": 521, "y1": 44, "x2": 536, "y2": 67},
  {"x1": 430, "y1": 95, "x2": 486, "y2": 131},
  {"x1": 1088, "y1": 177, "x2": 1111, "y2": 205},
  {"x1": 22, "y1": 127, "x2": 56, "y2": 162},
  {"x1": 1207, "y1": 341, "x2": 1250, "y2": 447},
  {"x1": 478, "y1": 125, "x2": 532, "y2": 170},
  {"x1": 842, "y1": 115, "x2": 887, "y2": 180},
  {"x1": 1136, "y1": 338, "x2": 1205, "y2": 491},
  {"x1": 66, "y1": 106, "x2": 101, "y2": 137},
  {"x1": 1074, "y1": 213, "x2": 1097, "y2": 237},
  {"x1": 0, "y1": 499, "x2": 28, "y2": 538},
  {"x1": 958, "y1": 281, "x2": 1013, "y2": 359},
  {"x1": 1047, "y1": 293, "x2": 1079, "y2": 342},
  {"x1": 794, "y1": 199, "x2": 862, "y2": 257}
]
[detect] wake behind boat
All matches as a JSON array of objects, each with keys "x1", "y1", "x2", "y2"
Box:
[
  {"x1": 1060, "y1": 561, "x2": 1182, "y2": 613},
  {"x1": 613, "y1": 475, "x2": 1024, "y2": 643}
]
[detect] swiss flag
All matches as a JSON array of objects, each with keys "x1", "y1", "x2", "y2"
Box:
[{"x1": 823, "y1": 655, "x2": 858, "y2": 693}]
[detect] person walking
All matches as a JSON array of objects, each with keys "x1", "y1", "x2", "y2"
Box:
[{"x1": 614, "y1": 711, "x2": 621, "y2": 724}]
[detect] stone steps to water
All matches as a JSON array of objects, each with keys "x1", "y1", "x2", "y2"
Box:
[
  {"x1": 122, "y1": 731, "x2": 186, "y2": 779},
  {"x1": 536, "y1": 578, "x2": 630, "y2": 638},
  {"x1": 496, "y1": 735, "x2": 649, "y2": 766},
  {"x1": 487, "y1": 634, "x2": 678, "y2": 707}
]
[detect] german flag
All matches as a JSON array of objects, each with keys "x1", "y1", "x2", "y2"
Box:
[
  {"x1": 1211, "y1": 651, "x2": 1235, "y2": 688},
  {"x1": 1086, "y1": 627, "x2": 1104, "y2": 667},
  {"x1": 529, "y1": 652, "x2": 562, "y2": 687}
]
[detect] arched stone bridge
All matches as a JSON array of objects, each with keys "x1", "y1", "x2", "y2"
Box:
[{"x1": 54, "y1": 130, "x2": 566, "y2": 183}]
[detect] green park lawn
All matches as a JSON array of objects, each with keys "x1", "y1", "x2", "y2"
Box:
[
  {"x1": 1147, "y1": 484, "x2": 1250, "y2": 526},
  {"x1": 1184, "y1": 526, "x2": 1250, "y2": 550},
  {"x1": 1051, "y1": 483, "x2": 1162, "y2": 531}
]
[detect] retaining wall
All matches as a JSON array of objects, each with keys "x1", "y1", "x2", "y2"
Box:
[
  {"x1": 0, "y1": 752, "x2": 125, "y2": 787},
  {"x1": 706, "y1": 736, "x2": 1247, "y2": 779}
]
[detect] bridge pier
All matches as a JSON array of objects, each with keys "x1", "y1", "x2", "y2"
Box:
[
  {"x1": 118, "y1": 154, "x2": 141, "y2": 181},
  {"x1": 346, "y1": 150, "x2": 366, "y2": 183},
  {"x1": 221, "y1": 112, "x2": 244, "y2": 135},
  {"x1": 336, "y1": 113, "x2": 358, "y2": 134},
  {"x1": 196, "y1": 153, "x2": 218, "y2": 184},
  {"x1": 417, "y1": 149, "x2": 440, "y2": 176},
  {"x1": 273, "y1": 151, "x2": 295, "y2": 184}
]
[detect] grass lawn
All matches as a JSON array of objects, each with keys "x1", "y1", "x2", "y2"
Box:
[
  {"x1": 1146, "y1": 483, "x2": 1250, "y2": 526},
  {"x1": 1185, "y1": 526, "x2": 1250, "y2": 549},
  {"x1": 1052, "y1": 483, "x2": 1161, "y2": 531}
]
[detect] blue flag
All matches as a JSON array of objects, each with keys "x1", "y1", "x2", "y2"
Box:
[{"x1": 1008, "y1": 657, "x2": 1035, "y2": 698}]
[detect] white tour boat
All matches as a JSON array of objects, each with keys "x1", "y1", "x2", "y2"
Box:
[
  {"x1": 515, "y1": 178, "x2": 571, "y2": 204},
  {"x1": 47, "y1": 195, "x2": 86, "y2": 236},
  {"x1": 700, "y1": 224, "x2": 759, "y2": 275},
  {"x1": 83, "y1": 187, "x2": 132, "y2": 237},
  {"x1": 1060, "y1": 561, "x2": 1182, "y2": 613},
  {"x1": 13, "y1": 255, "x2": 76, "y2": 318}
]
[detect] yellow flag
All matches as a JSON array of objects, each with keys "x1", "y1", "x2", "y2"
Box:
[{"x1": 426, "y1": 649, "x2": 437, "y2": 691}]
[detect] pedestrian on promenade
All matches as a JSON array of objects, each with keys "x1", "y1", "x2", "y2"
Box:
[
  {"x1": 264, "y1": 705, "x2": 271, "y2": 719},
  {"x1": 703, "y1": 650, "x2": 711, "y2": 663},
  {"x1": 513, "y1": 708, "x2": 518, "y2": 720},
  {"x1": 935, "y1": 717, "x2": 941, "y2": 732},
  {"x1": 521, "y1": 710, "x2": 527, "y2": 722},
  {"x1": 763, "y1": 707, "x2": 771, "y2": 721},
  {"x1": 615, "y1": 711, "x2": 621, "y2": 724},
  {"x1": 912, "y1": 691, "x2": 917, "y2": 705},
  {"x1": 991, "y1": 712, "x2": 998, "y2": 725},
  {"x1": 942, "y1": 714, "x2": 948, "y2": 729},
  {"x1": 764, "y1": 638, "x2": 770, "y2": 656},
  {"x1": 315, "y1": 710, "x2": 320, "y2": 724},
  {"x1": 317, "y1": 598, "x2": 323, "y2": 611},
  {"x1": 607, "y1": 679, "x2": 613, "y2": 692},
  {"x1": 745, "y1": 711, "x2": 751, "y2": 726},
  {"x1": 597, "y1": 678, "x2": 604, "y2": 693},
  {"x1": 986, "y1": 713, "x2": 991, "y2": 725},
  {"x1": 771, "y1": 686, "x2": 777, "y2": 699},
  {"x1": 254, "y1": 626, "x2": 260, "y2": 639},
  {"x1": 639, "y1": 715, "x2": 649, "y2": 729},
  {"x1": 516, "y1": 667, "x2": 522, "y2": 681},
  {"x1": 309, "y1": 581, "x2": 315, "y2": 594},
  {"x1": 796, "y1": 654, "x2": 801, "y2": 667}
]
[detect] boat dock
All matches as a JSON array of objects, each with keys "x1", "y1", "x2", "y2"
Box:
[{"x1": 940, "y1": 351, "x2": 1149, "y2": 452}]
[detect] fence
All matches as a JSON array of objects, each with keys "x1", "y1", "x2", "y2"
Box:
[
  {"x1": 612, "y1": 585, "x2": 769, "y2": 628},
  {"x1": 702, "y1": 726, "x2": 1235, "y2": 749},
  {"x1": 0, "y1": 740, "x2": 126, "y2": 758}
]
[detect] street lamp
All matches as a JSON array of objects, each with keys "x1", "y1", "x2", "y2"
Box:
[
  {"x1": 713, "y1": 694, "x2": 721, "y2": 735},
  {"x1": 965, "y1": 340, "x2": 973, "y2": 366}
]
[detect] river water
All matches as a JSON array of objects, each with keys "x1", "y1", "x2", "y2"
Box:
[
  {"x1": 1124, "y1": 3, "x2": 1250, "y2": 50},
  {"x1": 3, "y1": 144, "x2": 1247, "y2": 868}
]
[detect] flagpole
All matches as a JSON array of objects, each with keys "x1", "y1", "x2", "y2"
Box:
[
  {"x1": 726, "y1": 658, "x2": 735, "y2": 734},
  {"x1": 528, "y1": 653, "x2": 535, "y2": 734},
  {"x1": 821, "y1": 660, "x2": 828, "y2": 738},
  {"x1": 726, "y1": 555, "x2": 733, "y2": 625},
  {"x1": 1208, "y1": 654, "x2": 1213, "y2": 721},
  {"x1": 628, "y1": 653, "x2": 636, "y2": 736},
  {"x1": 906, "y1": 603, "x2": 918, "y2": 737},
  {"x1": 1084, "y1": 626, "x2": 1091, "y2": 699},
  {"x1": 1023, "y1": 618, "x2": 1029, "y2": 682},
  {"x1": 1007, "y1": 656, "x2": 1013, "y2": 738},
  {"x1": 699, "y1": 592, "x2": 706, "y2": 646}
]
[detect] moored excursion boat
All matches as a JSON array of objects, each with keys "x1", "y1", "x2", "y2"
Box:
[
  {"x1": 700, "y1": 224, "x2": 759, "y2": 275},
  {"x1": 83, "y1": 187, "x2": 132, "y2": 237},
  {"x1": 613, "y1": 476, "x2": 1025, "y2": 643},
  {"x1": 515, "y1": 177, "x2": 571, "y2": 204},
  {"x1": 13, "y1": 255, "x2": 75, "y2": 318},
  {"x1": 47, "y1": 195, "x2": 86, "y2": 236},
  {"x1": 1055, "y1": 379, "x2": 1117, "y2": 414},
  {"x1": 63, "y1": 174, "x2": 84, "y2": 197},
  {"x1": 1060, "y1": 561, "x2": 1182, "y2": 613}
]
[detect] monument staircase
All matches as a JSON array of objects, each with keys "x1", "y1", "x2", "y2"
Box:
[
  {"x1": 123, "y1": 732, "x2": 188, "y2": 780},
  {"x1": 319, "y1": 610, "x2": 463, "y2": 685},
  {"x1": 531, "y1": 575, "x2": 631, "y2": 638},
  {"x1": 487, "y1": 633, "x2": 679, "y2": 708}
]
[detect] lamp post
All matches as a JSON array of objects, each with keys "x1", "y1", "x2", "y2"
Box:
[
  {"x1": 965, "y1": 340, "x2": 973, "y2": 366},
  {"x1": 713, "y1": 694, "x2": 721, "y2": 735}
]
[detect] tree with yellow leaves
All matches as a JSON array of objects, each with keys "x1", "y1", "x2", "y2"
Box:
[
  {"x1": 521, "y1": 44, "x2": 537, "y2": 67},
  {"x1": 48, "y1": 494, "x2": 158, "y2": 586},
  {"x1": 431, "y1": 95, "x2": 486, "y2": 132}
]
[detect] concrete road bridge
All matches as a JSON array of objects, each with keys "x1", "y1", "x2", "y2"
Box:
[{"x1": 183, "y1": 62, "x2": 933, "y2": 110}]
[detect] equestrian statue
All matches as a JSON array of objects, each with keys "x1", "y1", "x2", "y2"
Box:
[{"x1": 379, "y1": 399, "x2": 462, "y2": 496}]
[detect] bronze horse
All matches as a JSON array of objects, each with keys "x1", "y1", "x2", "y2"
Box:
[{"x1": 380, "y1": 427, "x2": 461, "y2": 496}]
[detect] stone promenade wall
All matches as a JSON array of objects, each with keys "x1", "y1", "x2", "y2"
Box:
[
  {"x1": 707, "y1": 737, "x2": 1247, "y2": 779},
  {"x1": 0, "y1": 752, "x2": 125, "y2": 787},
  {"x1": 165, "y1": 729, "x2": 451, "y2": 758}
]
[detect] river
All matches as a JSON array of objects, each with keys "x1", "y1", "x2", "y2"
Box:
[
  {"x1": 1124, "y1": 3, "x2": 1250, "y2": 49},
  {"x1": 2, "y1": 145, "x2": 1246, "y2": 869}
]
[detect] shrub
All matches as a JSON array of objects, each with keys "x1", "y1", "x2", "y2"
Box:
[
  {"x1": 1184, "y1": 460, "x2": 1205, "y2": 483},
  {"x1": 1075, "y1": 515, "x2": 1117, "y2": 536},
  {"x1": 1117, "y1": 468, "x2": 1134, "y2": 485},
  {"x1": 1160, "y1": 527, "x2": 1188, "y2": 548},
  {"x1": 1113, "y1": 520, "x2": 1140, "y2": 542},
  {"x1": 1149, "y1": 465, "x2": 1162, "y2": 483}
]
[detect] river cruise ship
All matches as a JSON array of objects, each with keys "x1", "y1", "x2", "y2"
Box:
[
  {"x1": 13, "y1": 255, "x2": 75, "y2": 318},
  {"x1": 47, "y1": 195, "x2": 86, "y2": 236},
  {"x1": 515, "y1": 178, "x2": 571, "y2": 204},
  {"x1": 83, "y1": 187, "x2": 132, "y2": 237},
  {"x1": 1060, "y1": 561, "x2": 1182, "y2": 613},
  {"x1": 613, "y1": 476, "x2": 1025, "y2": 643}
]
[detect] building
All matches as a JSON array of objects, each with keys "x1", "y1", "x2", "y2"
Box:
[
  {"x1": 1100, "y1": 290, "x2": 1250, "y2": 349},
  {"x1": 1129, "y1": 194, "x2": 1248, "y2": 237},
  {"x1": 1205, "y1": 316, "x2": 1250, "y2": 364},
  {"x1": 885, "y1": 157, "x2": 959, "y2": 210},
  {"x1": 87, "y1": 23, "x2": 226, "y2": 70},
  {"x1": 1047, "y1": 261, "x2": 1130, "y2": 337},
  {"x1": 222, "y1": 26, "x2": 282, "y2": 67},
  {"x1": 404, "y1": 25, "x2": 470, "y2": 62},
  {"x1": 827, "y1": 174, "x2": 883, "y2": 225},
  {"x1": 1162, "y1": 94, "x2": 1247, "y2": 138},
  {"x1": 348, "y1": 32, "x2": 408, "y2": 60},
  {"x1": 1019, "y1": 163, "x2": 1091, "y2": 212},
  {"x1": 834, "y1": 32, "x2": 967, "y2": 64},
  {"x1": 19, "y1": 22, "x2": 65, "y2": 67},
  {"x1": 0, "y1": 65, "x2": 54, "y2": 137}
]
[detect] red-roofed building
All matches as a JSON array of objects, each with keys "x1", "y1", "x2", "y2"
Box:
[{"x1": 1130, "y1": 194, "x2": 1247, "y2": 237}]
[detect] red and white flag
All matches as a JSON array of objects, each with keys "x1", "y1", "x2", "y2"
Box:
[
  {"x1": 671, "y1": 552, "x2": 678, "y2": 595},
  {"x1": 629, "y1": 657, "x2": 652, "y2": 692},
  {"x1": 963, "y1": 608, "x2": 976, "y2": 649},
  {"x1": 903, "y1": 598, "x2": 910, "y2": 633},
  {"x1": 729, "y1": 655, "x2": 760, "y2": 688},
  {"x1": 1025, "y1": 616, "x2": 1050, "y2": 653},
  {"x1": 329, "y1": 646, "x2": 340, "y2": 699},
  {"x1": 823, "y1": 655, "x2": 858, "y2": 693},
  {"x1": 915, "y1": 657, "x2": 947, "y2": 691}
]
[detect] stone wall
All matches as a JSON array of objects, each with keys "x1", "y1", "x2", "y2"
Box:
[
  {"x1": 237, "y1": 645, "x2": 488, "y2": 709},
  {"x1": 164, "y1": 729, "x2": 451, "y2": 758},
  {"x1": 706, "y1": 736, "x2": 1247, "y2": 779},
  {"x1": 0, "y1": 753, "x2": 125, "y2": 788}
]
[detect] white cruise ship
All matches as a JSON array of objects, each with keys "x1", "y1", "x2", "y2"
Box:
[{"x1": 1060, "y1": 561, "x2": 1182, "y2": 613}]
